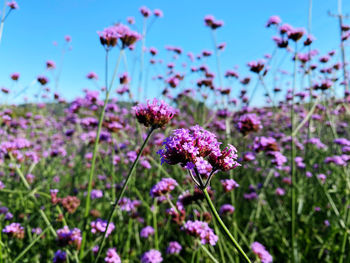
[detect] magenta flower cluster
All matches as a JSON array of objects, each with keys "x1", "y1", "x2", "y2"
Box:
[
  {"x1": 98, "y1": 24, "x2": 141, "y2": 49},
  {"x1": 150, "y1": 178, "x2": 178, "y2": 198},
  {"x1": 182, "y1": 220, "x2": 218, "y2": 245},
  {"x1": 158, "y1": 125, "x2": 240, "y2": 177},
  {"x1": 91, "y1": 219, "x2": 115, "y2": 237},
  {"x1": 141, "y1": 249, "x2": 163, "y2": 263},
  {"x1": 251, "y1": 241, "x2": 273, "y2": 263},
  {"x1": 133, "y1": 98, "x2": 176, "y2": 128}
]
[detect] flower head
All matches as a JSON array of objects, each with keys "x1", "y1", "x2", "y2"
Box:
[
  {"x1": 166, "y1": 241, "x2": 182, "y2": 254},
  {"x1": 104, "y1": 248, "x2": 121, "y2": 263},
  {"x1": 133, "y1": 98, "x2": 176, "y2": 128},
  {"x1": 182, "y1": 220, "x2": 218, "y2": 245},
  {"x1": 251, "y1": 242, "x2": 273, "y2": 263},
  {"x1": 150, "y1": 178, "x2": 178, "y2": 198},
  {"x1": 141, "y1": 249, "x2": 163, "y2": 263}
]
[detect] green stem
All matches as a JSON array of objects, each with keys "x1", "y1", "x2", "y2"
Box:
[
  {"x1": 93, "y1": 127, "x2": 155, "y2": 263},
  {"x1": 202, "y1": 188, "x2": 251, "y2": 263},
  {"x1": 12, "y1": 228, "x2": 49, "y2": 263},
  {"x1": 291, "y1": 42, "x2": 298, "y2": 263},
  {"x1": 80, "y1": 48, "x2": 123, "y2": 259}
]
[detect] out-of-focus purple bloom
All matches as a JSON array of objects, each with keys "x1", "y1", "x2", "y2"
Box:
[
  {"x1": 141, "y1": 249, "x2": 163, "y2": 263},
  {"x1": 150, "y1": 178, "x2": 178, "y2": 198},
  {"x1": 7, "y1": 1, "x2": 19, "y2": 9},
  {"x1": 166, "y1": 241, "x2": 182, "y2": 254},
  {"x1": 140, "y1": 226, "x2": 155, "y2": 238},
  {"x1": 251, "y1": 241, "x2": 273, "y2": 263},
  {"x1": 221, "y1": 179, "x2": 239, "y2": 192},
  {"x1": 104, "y1": 248, "x2": 121, "y2": 263},
  {"x1": 53, "y1": 250, "x2": 67, "y2": 263},
  {"x1": 236, "y1": 113, "x2": 262, "y2": 135},
  {"x1": 91, "y1": 219, "x2": 115, "y2": 237},
  {"x1": 266, "y1": 15, "x2": 281, "y2": 27},
  {"x1": 2, "y1": 223, "x2": 24, "y2": 239},
  {"x1": 219, "y1": 204, "x2": 235, "y2": 215}
]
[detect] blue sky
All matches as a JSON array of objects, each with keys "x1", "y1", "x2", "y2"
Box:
[{"x1": 0, "y1": 0, "x2": 349, "y2": 105}]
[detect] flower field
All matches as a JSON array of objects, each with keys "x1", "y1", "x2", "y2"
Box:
[{"x1": 1, "y1": 2, "x2": 350, "y2": 263}]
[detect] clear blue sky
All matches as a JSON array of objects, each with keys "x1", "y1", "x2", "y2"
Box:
[{"x1": 0, "y1": 0, "x2": 349, "y2": 105}]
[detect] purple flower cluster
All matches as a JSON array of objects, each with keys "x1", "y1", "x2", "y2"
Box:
[
  {"x1": 141, "y1": 249, "x2": 163, "y2": 263},
  {"x1": 140, "y1": 226, "x2": 155, "y2": 238},
  {"x1": 2, "y1": 222, "x2": 24, "y2": 239},
  {"x1": 56, "y1": 226, "x2": 82, "y2": 249},
  {"x1": 166, "y1": 241, "x2": 182, "y2": 254},
  {"x1": 221, "y1": 179, "x2": 239, "y2": 192},
  {"x1": 104, "y1": 248, "x2": 121, "y2": 263},
  {"x1": 182, "y1": 220, "x2": 218, "y2": 245},
  {"x1": 53, "y1": 250, "x2": 66, "y2": 263},
  {"x1": 251, "y1": 241, "x2": 273, "y2": 263},
  {"x1": 98, "y1": 24, "x2": 141, "y2": 49},
  {"x1": 133, "y1": 98, "x2": 176, "y2": 128},
  {"x1": 158, "y1": 125, "x2": 240, "y2": 176},
  {"x1": 204, "y1": 15, "x2": 224, "y2": 30},
  {"x1": 236, "y1": 113, "x2": 262, "y2": 135},
  {"x1": 118, "y1": 197, "x2": 141, "y2": 213},
  {"x1": 219, "y1": 204, "x2": 235, "y2": 215},
  {"x1": 150, "y1": 178, "x2": 178, "y2": 198},
  {"x1": 91, "y1": 219, "x2": 115, "y2": 237}
]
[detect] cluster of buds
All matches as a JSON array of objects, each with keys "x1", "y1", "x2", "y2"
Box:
[
  {"x1": 158, "y1": 125, "x2": 240, "y2": 189},
  {"x1": 57, "y1": 226, "x2": 82, "y2": 249},
  {"x1": 204, "y1": 15, "x2": 224, "y2": 30},
  {"x1": 236, "y1": 113, "x2": 262, "y2": 135},
  {"x1": 2, "y1": 223, "x2": 24, "y2": 239},
  {"x1": 98, "y1": 24, "x2": 141, "y2": 50},
  {"x1": 133, "y1": 98, "x2": 176, "y2": 129}
]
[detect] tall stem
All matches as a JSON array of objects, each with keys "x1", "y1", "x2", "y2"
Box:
[
  {"x1": 291, "y1": 42, "x2": 298, "y2": 263},
  {"x1": 93, "y1": 127, "x2": 155, "y2": 263},
  {"x1": 202, "y1": 188, "x2": 251, "y2": 263},
  {"x1": 0, "y1": 1, "x2": 9, "y2": 44},
  {"x1": 338, "y1": 0, "x2": 349, "y2": 94},
  {"x1": 80, "y1": 49, "x2": 123, "y2": 258}
]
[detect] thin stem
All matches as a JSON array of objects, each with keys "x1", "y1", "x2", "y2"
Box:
[
  {"x1": 202, "y1": 188, "x2": 251, "y2": 263},
  {"x1": 93, "y1": 127, "x2": 155, "y2": 263},
  {"x1": 0, "y1": 1, "x2": 10, "y2": 44},
  {"x1": 80, "y1": 48, "x2": 123, "y2": 258},
  {"x1": 291, "y1": 42, "x2": 298, "y2": 263}
]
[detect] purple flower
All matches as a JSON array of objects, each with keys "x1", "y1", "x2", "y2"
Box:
[
  {"x1": 153, "y1": 9, "x2": 163, "y2": 17},
  {"x1": 118, "y1": 197, "x2": 141, "y2": 213},
  {"x1": 91, "y1": 189, "x2": 103, "y2": 199},
  {"x1": 7, "y1": 1, "x2": 19, "y2": 9},
  {"x1": 158, "y1": 125, "x2": 240, "y2": 174},
  {"x1": 204, "y1": 15, "x2": 224, "y2": 30},
  {"x1": 141, "y1": 249, "x2": 163, "y2": 263},
  {"x1": 236, "y1": 113, "x2": 262, "y2": 135},
  {"x1": 166, "y1": 241, "x2": 182, "y2": 254},
  {"x1": 91, "y1": 219, "x2": 115, "y2": 237},
  {"x1": 275, "y1": 187, "x2": 285, "y2": 196},
  {"x1": 140, "y1": 226, "x2": 155, "y2": 238},
  {"x1": 2, "y1": 223, "x2": 24, "y2": 239},
  {"x1": 219, "y1": 204, "x2": 235, "y2": 215},
  {"x1": 140, "y1": 6, "x2": 152, "y2": 18},
  {"x1": 104, "y1": 248, "x2": 121, "y2": 263},
  {"x1": 56, "y1": 226, "x2": 82, "y2": 249},
  {"x1": 53, "y1": 250, "x2": 67, "y2": 263},
  {"x1": 182, "y1": 220, "x2": 218, "y2": 245},
  {"x1": 251, "y1": 242, "x2": 273, "y2": 263},
  {"x1": 221, "y1": 179, "x2": 239, "y2": 192},
  {"x1": 266, "y1": 15, "x2": 281, "y2": 27},
  {"x1": 133, "y1": 98, "x2": 176, "y2": 128},
  {"x1": 150, "y1": 178, "x2": 178, "y2": 198},
  {"x1": 334, "y1": 138, "x2": 350, "y2": 147}
]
